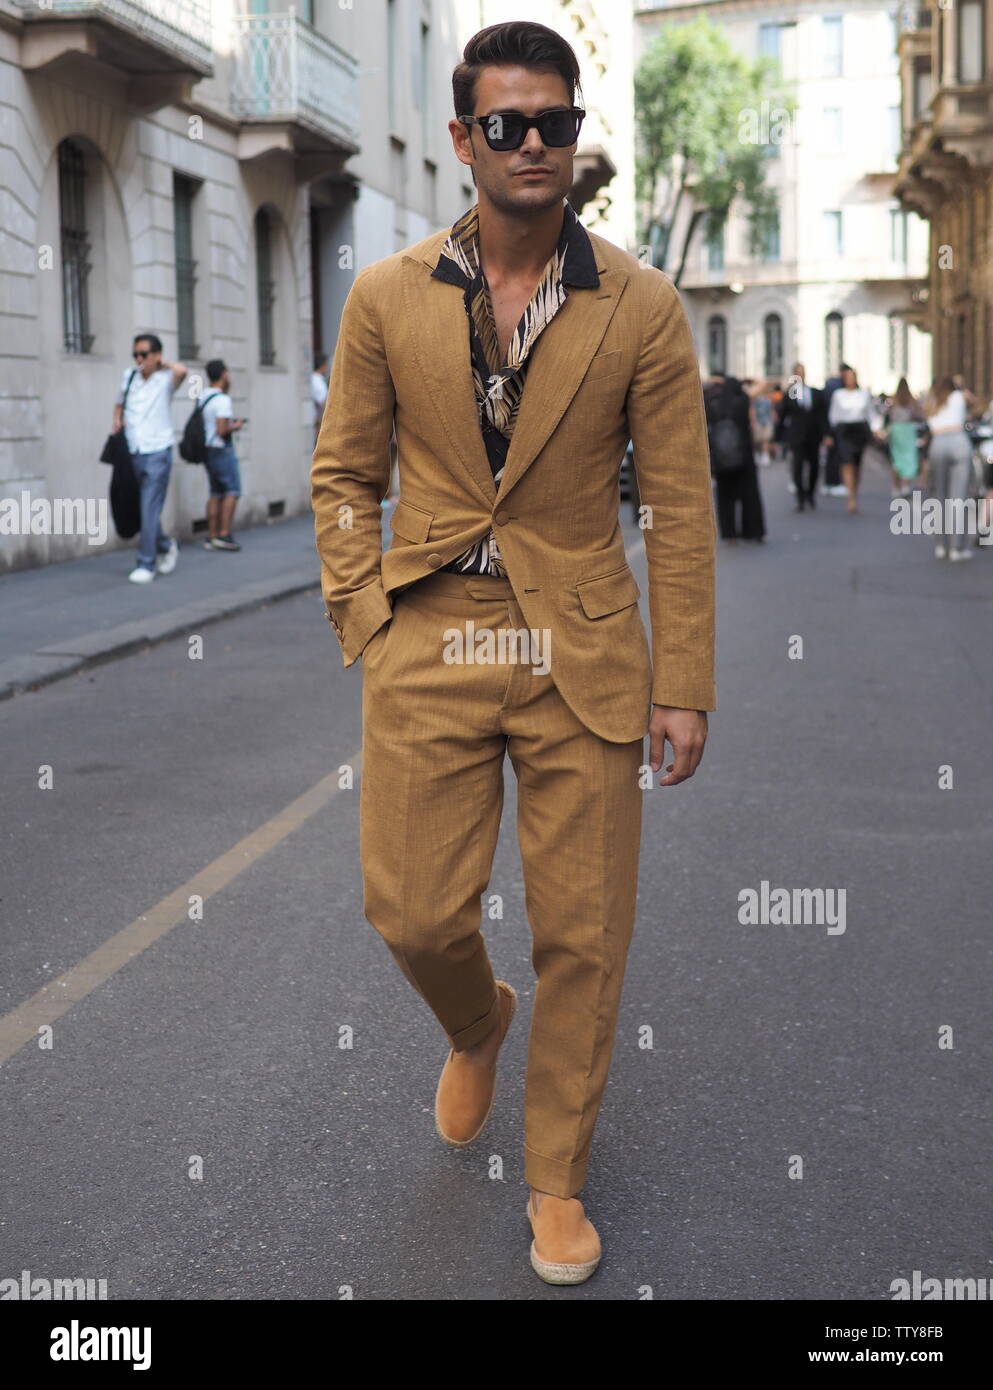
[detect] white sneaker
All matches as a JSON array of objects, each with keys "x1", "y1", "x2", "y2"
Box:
[
  {"x1": 156, "y1": 538, "x2": 179, "y2": 574},
  {"x1": 830, "y1": 484, "x2": 849, "y2": 497},
  {"x1": 934, "y1": 544, "x2": 947, "y2": 559},
  {"x1": 949, "y1": 548, "x2": 973, "y2": 562},
  {"x1": 128, "y1": 566, "x2": 155, "y2": 584}
]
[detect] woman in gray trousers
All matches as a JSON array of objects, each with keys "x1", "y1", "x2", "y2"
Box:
[{"x1": 924, "y1": 377, "x2": 976, "y2": 561}]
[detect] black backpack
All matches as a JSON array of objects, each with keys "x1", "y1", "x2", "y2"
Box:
[
  {"x1": 709, "y1": 417, "x2": 746, "y2": 476},
  {"x1": 179, "y1": 391, "x2": 222, "y2": 464}
]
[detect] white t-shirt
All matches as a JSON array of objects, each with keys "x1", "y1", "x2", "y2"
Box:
[
  {"x1": 118, "y1": 366, "x2": 176, "y2": 454},
  {"x1": 925, "y1": 389, "x2": 967, "y2": 432},
  {"x1": 202, "y1": 390, "x2": 233, "y2": 448},
  {"x1": 311, "y1": 370, "x2": 328, "y2": 424},
  {"x1": 828, "y1": 387, "x2": 873, "y2": 427}
]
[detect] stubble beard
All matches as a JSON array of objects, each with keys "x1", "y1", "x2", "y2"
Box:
[{"x1": 479, "y1": 169, "x2": 569, "y2": 220}]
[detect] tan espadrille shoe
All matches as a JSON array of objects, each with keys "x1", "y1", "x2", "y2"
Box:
[
  {"x1": 434, "y1": 981, "x2": 517, "y2": 1146},
  {"x1": 527, "y1": 1189, "x2": 602, "y2": 1285}
]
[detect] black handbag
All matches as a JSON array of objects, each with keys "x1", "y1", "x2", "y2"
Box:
[
  {"x1": 99, "y1": 369, "x2": 136, "y2": 465},
  {"x1": 101, "y1": 369, "x2": 141, "y2": 538},
  {"x1": 109, "y1": 455, "x2": 141, "y2": 539}
]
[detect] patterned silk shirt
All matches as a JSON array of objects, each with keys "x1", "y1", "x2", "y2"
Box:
[{"x1": 430, "y1": 199, "x2": 600, "y2": 574}]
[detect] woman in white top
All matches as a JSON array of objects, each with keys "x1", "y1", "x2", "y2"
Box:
[
  {"x1": 924, "y1": 377, "x2": 975, "y2": 561},
  {"x1": 825, "y1": 366, "x2": 876, "y2": 513}
]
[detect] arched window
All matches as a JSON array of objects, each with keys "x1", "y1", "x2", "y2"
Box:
[
  {"x1": 707, "y1": 314, "x2": 727, "y2": 375},
  {"x1": 824, "y1": 311, "x2": 844, "y2": 375},
  {"x1": 58, "y1": 138, "x2": 92, "y2": 354},
  {"x1": 763, "y1": 312, "x2": 783, "y2": 377},
  {"x1": 255, "y1": 207, "x2": 277, "y2": 366}
]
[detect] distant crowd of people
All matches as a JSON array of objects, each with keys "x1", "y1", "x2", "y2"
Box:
[{"x1": 703, "y1": 362, "x2": 993, "y2": 562}]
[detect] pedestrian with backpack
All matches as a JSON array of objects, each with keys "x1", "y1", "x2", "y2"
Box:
[
  {"x1": 196, "y1": 360, "x2": 244, "y2": 551},
  {"x1": 112, "y1": 333, "x2": 186, "y2": 583},
  {"x1": 704, "y1": 372, "x2": 766, "y2": 543}
]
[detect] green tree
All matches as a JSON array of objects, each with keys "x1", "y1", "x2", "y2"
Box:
[{"x1": 635, "y1": 17, "x2": 788, "y2": 285}]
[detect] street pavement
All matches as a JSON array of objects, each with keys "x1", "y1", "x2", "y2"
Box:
[
  {"x1": 0, "y1": 515, "x2": 322, "y2": 702},
  {"x1": 1, "y1": 458, "x2": 991, "y2": 1301}
]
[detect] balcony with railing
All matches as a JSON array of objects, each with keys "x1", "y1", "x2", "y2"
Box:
[
  {"x1": 16, "y1": 0, "x2": 213, "y2": 83},
  {"x1": 230, "y1": 11, "x2": 359, "y2": 161}
]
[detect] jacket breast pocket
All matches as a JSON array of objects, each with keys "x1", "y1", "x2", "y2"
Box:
[
  {"x1": 583, "y1": 349, "x2": 622, "y2": 383},
  {"x1": 390, "y1": 498, "x2": 434, "y2": 544},
  {"x1": 576, "y1": 565, "x2": 641, "y2": 619}
]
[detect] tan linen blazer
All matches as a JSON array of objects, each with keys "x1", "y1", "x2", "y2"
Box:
[{"x1": 311, "y1": 226, "x2": 716, "y2": 745}]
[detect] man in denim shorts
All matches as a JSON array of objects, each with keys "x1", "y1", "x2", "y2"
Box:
[{"x1": 201, "y1": 359, "x2": 244, "y2": 551}]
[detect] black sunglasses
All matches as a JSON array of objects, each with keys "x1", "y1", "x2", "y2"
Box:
[
  {"x1": 459, "y1": 106, "x2": 585, "y2": 151},
  {"x1": 133, "y1": 349, "x2": 151, "y2": 359}
]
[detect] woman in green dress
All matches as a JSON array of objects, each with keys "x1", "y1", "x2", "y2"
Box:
[{"x1": 885, "y1": 377, "x2": 922, "y2": 493}]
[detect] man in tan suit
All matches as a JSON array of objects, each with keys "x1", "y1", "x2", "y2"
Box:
[{"x1": 312, "y1": 20, "x2": 716, "y2": 1285}]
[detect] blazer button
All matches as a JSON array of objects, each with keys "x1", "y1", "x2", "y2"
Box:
[
  {"x1": 494, "y1": 510, "x2": 509, "y2": 525},
  {"x1": 427, "y1": 553, "x2": 443, "y2": 568}
]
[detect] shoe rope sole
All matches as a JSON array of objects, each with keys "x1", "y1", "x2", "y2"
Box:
[{"x1": 526, "y1": 1193, "x2": 601, "y2": 1285}]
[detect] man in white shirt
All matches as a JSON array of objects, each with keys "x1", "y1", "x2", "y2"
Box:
[
  {"x1": 311, "y1": 351, "x2": 329, "y2": 445},
  {"x1": 201, "y1": 359, "x2": 245, "y2": 551},
  {"x1": 112, "y1": 333, "x2": 187, "y2": 583}
]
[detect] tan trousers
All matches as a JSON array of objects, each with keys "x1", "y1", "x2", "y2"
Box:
[{"x1": 359, "y1": 570, "x2": 644, "y2": 1197}]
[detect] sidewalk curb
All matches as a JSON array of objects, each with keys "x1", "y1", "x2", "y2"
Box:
[{"x1": 0, "y1": 570, "x2": 321, "y2": 704}]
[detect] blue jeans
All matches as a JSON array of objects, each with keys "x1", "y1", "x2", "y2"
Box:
[
  {"x1": 131, "y1": 447, "x2": 174, "y2": 571},
  {"x1": 204, "y1": 443, "x2": 242, "y2": 497}
]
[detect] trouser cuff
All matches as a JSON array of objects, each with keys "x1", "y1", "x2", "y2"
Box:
[
  {"x1": 524, "y1": 1145, "x2": 589, "y2": 1198},
  {"x1": 448, "y1": 990, "x2": 500, "y2": 1051}
]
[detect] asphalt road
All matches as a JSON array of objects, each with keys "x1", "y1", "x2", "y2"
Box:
[{"x1": 2, "y1": 458, "x2": 991, "y2": 1301}]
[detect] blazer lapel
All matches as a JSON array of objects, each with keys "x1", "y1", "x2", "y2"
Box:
[
  {"x1": 496, "y1": 264, "x2": 629, "y2": 501},
  {"x1": 400, "y1": 253, "x2": 496, "y2": 504}
]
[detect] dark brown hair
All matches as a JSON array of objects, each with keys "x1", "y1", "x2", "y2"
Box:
[
  {"x1": 894, "y1": 377, "x2": 913, "y2": 408},
  {"x1": 452, "y1": 22, "x2": 583, "y2": 118}
]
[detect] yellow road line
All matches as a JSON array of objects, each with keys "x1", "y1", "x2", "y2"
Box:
[{"x1": 0, "y1": 753, "x2": 361, "y2": 1065}]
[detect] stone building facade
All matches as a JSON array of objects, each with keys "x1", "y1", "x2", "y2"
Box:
[{"x1": 895, "y1": 1, "x2": 993, "y2": 403}]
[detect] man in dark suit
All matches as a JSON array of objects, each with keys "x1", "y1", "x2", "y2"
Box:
[
  {"x1": 777, "y1": 362, "x2": 827, "y2": 510},
  {"x1": 705, "y1": 372, "x2": 766, "y2": 541}
]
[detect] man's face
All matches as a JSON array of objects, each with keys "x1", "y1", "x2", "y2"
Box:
[
  {"x1": 793, "y1": 364, "x2": 805, "y2": 382},
  {"x1": 134, "y1": 339, "x2": 160, "y2": 376},
  {"x1": 449, "y1": 66, "x2": 576, "y2": 217}
]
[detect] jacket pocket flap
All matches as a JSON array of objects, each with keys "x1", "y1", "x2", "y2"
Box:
[
  {"x1": 576, "y1": 566, "x2": 641, "y2": 619},
  {"x1": 390, "y1": 499, "x2": 434, "y2": 544},
  {"x1": 584, "y1": 348, "x2": 622, "y2": 382}
]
